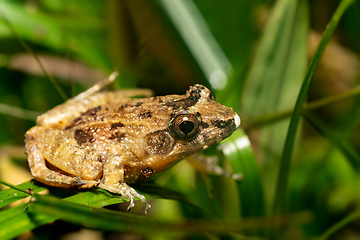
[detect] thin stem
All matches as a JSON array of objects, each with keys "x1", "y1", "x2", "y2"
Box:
[
  {"x1": 0, "y1": 9, "x2": 68, "y2": 101},
  {"x1": 271, "y1": 0, "x2": 355, "y2": 234},
  {"x1": 318, "y1": 209, "x2": 360, "y2": 240},
  {"x1": 244, "y1": 85, "x2": 360, "y2": 131},
  {"x1": 0, "y1": 103, "x2": 41, "y2": 121},
  {"x1": 0, "y1": 180, "x2": 30, "y2": 194}
]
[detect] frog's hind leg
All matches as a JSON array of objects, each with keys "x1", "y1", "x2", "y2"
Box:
[
  {"x1": 25, "y1": 129, "x2": 99, "y2": 189},
  {"x1": 37, "y1": 71, "x2": 153, "y2": 128}
]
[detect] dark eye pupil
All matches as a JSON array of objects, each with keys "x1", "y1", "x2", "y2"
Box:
[
  {"x1": 179, "y1": 121, "x2": 194, "y2": 134},
  {"x1": 169, "y1": 114, "x2": 199, "y2": 139}
]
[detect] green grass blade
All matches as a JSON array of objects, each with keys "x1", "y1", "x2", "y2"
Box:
[
  {"x1": 0, "y1": 192, "x2": 306, "y2": 239},
  {"x1": 245, "y1": 86, "x2": 360, "y2": 131},
  {"x1": 303, "y1": 112, "x2": 360, "y2": 170},
  {"x1": 241, "y1": 0, "x2": 308, "y2": 172},
  {"x1": 0, "y1": 103, "x2": 41, "y2": 121},
  {"x1": 25, "y1": 194, "x2": 311, "y2": 235},
  {"x1": 27, "y1": 194, "x2": 150, "y2": 231},
  {"x1": 158, "y1": 0, "x2": 233, "y2": 90},
  {"x1": 0, "y1": 204, "x2": 43, "y2": 240},
  {"x1": 0, "y1": 191, "x2": 132, "y2": 239},
  {"x1": 242, "y1": 0, "x2": 308, "y2": 119},
  {"x1": 0, "y1": 6, "x2": 68, "y2": 101},
  {"x1": 0, "y1": 204, "x2": 25, "y2": 224},
  {"x1": 0, "y1": 1, "x2": 110, "y2": 70},
  {"x1": 0, "y1": 179, "x2": 194, "y2": 208},
  {"x1": 221, "y1": 130, "x2": 266, "y2": 236},
  {"x1": 0, "y1": 180, "x2": 197, "y2": 239},
  {"x1": 318, "y1": 208, "x2": 360, "y2": 240},
  {"x1": 125, "y1": 0, "x2": 233, "y2": 89},
  {"x1": 272, "y1": 0, "x2": 355, "y2": 220},
  {"x1": 0, "y1": 181, "x2": 47, "y2": 208},
  {"x1": 222, "y1": 130, "x2": 265, "y2": 219}
]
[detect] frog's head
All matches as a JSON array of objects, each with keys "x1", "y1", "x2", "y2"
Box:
[{"x1": 136, "y1": 84, "x2": 240, "y2": 177}]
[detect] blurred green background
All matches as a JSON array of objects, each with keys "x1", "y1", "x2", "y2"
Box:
[{"x1": 0, "y1": 0, "x2": 360, "y2": 239}]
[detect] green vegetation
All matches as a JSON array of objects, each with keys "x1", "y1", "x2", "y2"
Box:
[{"x1": 0, "y1": 0, "x2": 359, "y2": 239}]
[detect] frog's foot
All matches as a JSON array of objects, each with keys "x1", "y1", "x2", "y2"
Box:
[{"x1": 97, "y1": 183, "x2": 151, "y2": 213}]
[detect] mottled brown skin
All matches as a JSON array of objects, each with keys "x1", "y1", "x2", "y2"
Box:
[{"x1": 25, "y1": 84, "x2": 240, "y2": 212}]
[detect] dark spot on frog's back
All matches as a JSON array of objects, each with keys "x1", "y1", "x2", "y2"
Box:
[
  {"x1": 117, "y1": 104, "x2": 129, "y2": 112},
  {"x1": 64, "y1": 106, "x2": 102, "y2": 130},
  {"x1": 214, "y1": 119, "x2": 234, "y2": 129},
  {"x1": 85, "y1": 106, "x2": 102, "y2": 116},
  {"x1": 97, "y1": 156, "x2": 104, "y2": 163},
  {"x1": 165, "y1": 97, "x2": 198, "y2": 110},
  {"x1": 109, "y1": 132, "x2": 125, "y2": 141},
  {"x1": 135, "y1": 101, "x2": 143, "y2": 107},
  {"x1": 138, "y1": 111, "x2": 152, "y2": 119},
  {"x1": 74, "y1": 129, "x2": 94, "y2": 145},
  {"x1": 64, "y1": 116, "x2": 82, "y2": 130},
  {"x1": 111, "y1": 122, "x2": 124, "y2": 129}
]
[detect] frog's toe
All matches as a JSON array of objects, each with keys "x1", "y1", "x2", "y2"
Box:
[
  {"x1": 125, "y1": 197, "x2": 151, "y2": 214},
  {"x1": 129, "y1": 190, "x2": 151, "y2": 214},
  {"x1": 143, "y1": 200, "x2": 151, "y2": 214},
  {"x1": 126, "y1": 197, "x2": 135, "y2": 211}
]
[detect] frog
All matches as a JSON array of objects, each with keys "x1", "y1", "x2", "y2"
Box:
[{"x1": 25, "y1": 72, "x2": 241, "y2": 213}]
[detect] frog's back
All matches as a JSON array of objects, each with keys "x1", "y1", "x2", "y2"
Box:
[{"x1": 61, "y1": 94, "x2": 181, "y2": 145}]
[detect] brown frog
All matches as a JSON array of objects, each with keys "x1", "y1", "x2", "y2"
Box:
[{"x1": 25, "y1": 73, "x2": 240, "y2": 212}]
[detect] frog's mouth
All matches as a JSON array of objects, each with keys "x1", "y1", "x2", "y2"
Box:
[{"x1": 205, "y1": 113, "x2": 240, "y2": 141}]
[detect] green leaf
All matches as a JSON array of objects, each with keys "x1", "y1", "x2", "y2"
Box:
[
  {"x1": 0, "y1": 204, "x2": 26, "y2": 224},
  {"x1": 272, "y1": 0, "x2": 356, "y2": 218},
  {"x1": 222, "y1": 130, "x2": 265, "y2": 218},
  {"x1": 0, "y1": 181, "x2": 46, "y2": 208},
  {"x1": 27, "y1": 194, "x2": 151, "y2": 231},
  {"x1": 0, "y1": 179, "x2": 198, "y2": 239},
  {"x1": 0, "y1": 1, "x2": 110, "y2": 70},
  {"x1": 303, "y1": 112, "x2": 360, "y2": 170},
  {"x1": 242, "y1": 0, "x2": 308, "y2": 119},
  {"x1": 124, "y1": 0, "x2": 239, "y2": 90},
  {"x1": 318, "y1": 208, "x2": 360, "y2": 240},
  {"x1": 0, "y1": 192, "x2": 302, "y2": 239},
  {"x1": 241, "y1": 0, "x2": 309, "y2": 171},
  {"x1": 221, "y1": 129, "x2": 265, "y2": 239}
]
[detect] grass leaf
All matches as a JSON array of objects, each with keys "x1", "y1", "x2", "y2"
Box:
[
  {"x1": 272, "y1": 0, "x2": 356, "y2": 222},
  {"x1": 0, "y1": 181, "x2": 46, "y2": 208}
]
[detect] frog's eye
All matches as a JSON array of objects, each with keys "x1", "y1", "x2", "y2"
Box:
[{"x1": 169, "y1": 114, "x2": 199, "y2": 139}]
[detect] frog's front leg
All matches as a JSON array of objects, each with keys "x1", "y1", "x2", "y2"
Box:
[{"x1": 98, "y1": 145, "x2": 151, "y2": 213}]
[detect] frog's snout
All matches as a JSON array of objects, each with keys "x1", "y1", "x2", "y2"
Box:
[{"x1": 234, "y1": 113, "x2": 241, "y2": 129}]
